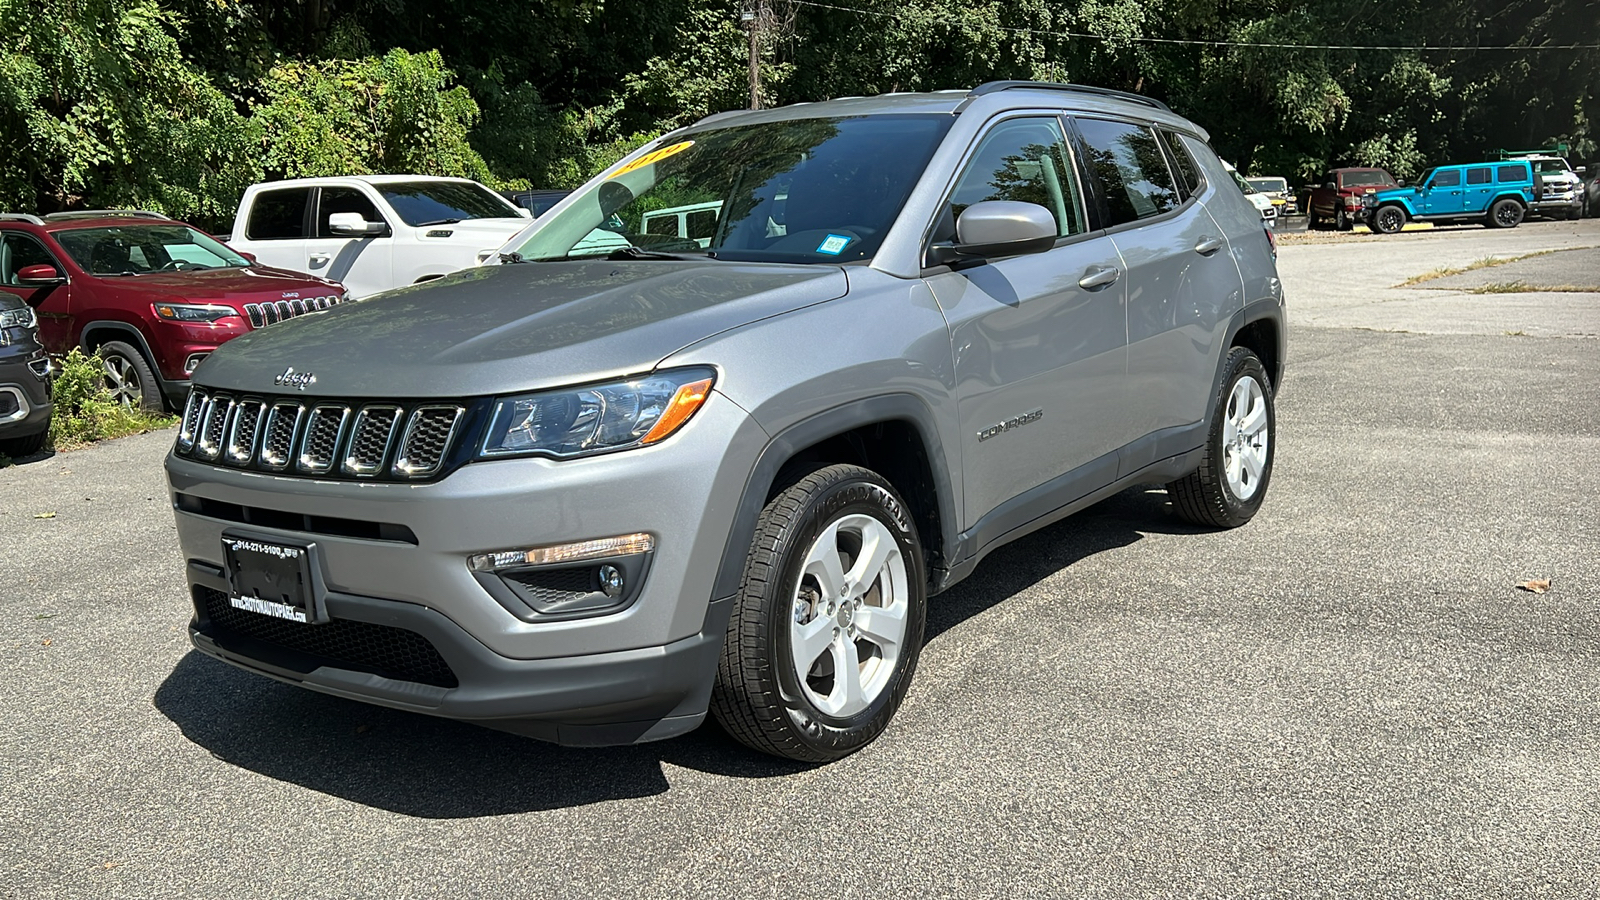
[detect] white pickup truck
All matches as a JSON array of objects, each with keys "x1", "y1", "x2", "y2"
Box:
[{"x1": 228, "y1": 175, "x2": 530, "y2": 298}]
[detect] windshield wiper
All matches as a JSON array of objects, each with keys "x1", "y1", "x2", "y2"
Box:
[
  {"x1": 499, "y1": 251, "x2": 529, "y2": 264},
  {"x1": 415, "y1": 217, "x2": 463, "y2": 227}
]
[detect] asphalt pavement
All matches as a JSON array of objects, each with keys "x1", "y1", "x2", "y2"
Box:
[{"x1": 2, "y1": 223, "x2": 1598, "y2": 899}]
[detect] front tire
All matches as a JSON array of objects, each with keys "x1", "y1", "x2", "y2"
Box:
[
  {"x1": 0, "y1": 428, "x2": 48, "y2": 458},
  {"x1": 1372, "y1": 205, "x2": 1407, "y2": 234},
  {"x1": 1167, "y1": 348, "x2": 1276, "y2": 528},
  {"x1": 711, "y1": 463, "x2": 927, "y2": 762},
  {"x1": 1336, "y1": 208, "x2": 1352, "y2": 231},
  {"x1": 99, "y1": 341, "x2": 164, "y2": 412},
  {"x1": 1489, "y1": 199, "x2": 1525, "y2": 229}
]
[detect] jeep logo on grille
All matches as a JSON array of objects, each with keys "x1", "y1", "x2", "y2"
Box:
[{"x1": 273, "y1": 367, "x2": 316, "y2": 391}]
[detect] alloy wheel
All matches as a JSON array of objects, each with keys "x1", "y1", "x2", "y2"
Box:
[
  {"x1": 788, "y1": 513, "x2": 909, "y2": 718},
  {"x1": 103, "y1": 355, "x2": 143, "y2": 408},
  {"x1": 1222, "y1": 375, "x2": 1270, "y2": 501}
]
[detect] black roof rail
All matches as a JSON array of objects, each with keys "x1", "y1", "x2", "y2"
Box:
[
  {"x1": 43, "y1": 209, "x2": 170, "y2": 221},
  {"x1": 968, "y1": 81, "x2": 1172, "y2": 113}
]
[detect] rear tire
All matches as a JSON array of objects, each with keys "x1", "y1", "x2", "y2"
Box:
[
  {"x1": 1489, "y1": 199, "x2": 1525, "y2": 229},
  {"x1": 711, "y1": 463, "x2": 927, "y2": 762},
  {"x1": 99, "y1": 341, "x2": 164, "y2": 412},
  {"x1": 1167, "y1": 348, "x2": 1275, "y2": 528}
]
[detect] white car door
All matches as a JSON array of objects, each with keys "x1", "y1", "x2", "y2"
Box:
[
  {"x1": 305, "y1": 186, "x2": 394, "y2": 298},
  {"x1": 235, "y1": 187, "x2": 312, "y2": 274}
]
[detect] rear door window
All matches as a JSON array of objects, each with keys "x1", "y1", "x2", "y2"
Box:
[
  {"x1": 1467, "y1": 168, "x2": 1492, "y2": 185},
  {"x1": 1497, "y1": 166, "x2": 1528, "y2": 183},
  {"x1": 1074, "y1": 118, "x2": 1181, "y2": 227},
  {"x1": 246, "y1": 188, "x2": 310, "y2": 240}
]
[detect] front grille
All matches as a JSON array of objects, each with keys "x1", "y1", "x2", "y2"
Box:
[
  {"x1": 198, "y1": 587, "x2": 457, "y2": 688},
  {"x1": 244, "y1": 295, "x2": 344, "y2": 329},
  {"x1": 174, "y1": 387, "x2": 467, "y2": 481}
]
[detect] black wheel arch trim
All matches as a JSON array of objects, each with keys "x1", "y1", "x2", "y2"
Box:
[
  {"x1": 711, "y1": 393, "x2": 961, "y2": 602},
  {"x1": 78, "y1": 320, "x2": 170, "y2": 384}
]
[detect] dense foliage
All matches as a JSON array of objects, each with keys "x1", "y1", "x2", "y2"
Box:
[{"x1": 0, "y1": 0, "x2": 1593, "y2": 227}]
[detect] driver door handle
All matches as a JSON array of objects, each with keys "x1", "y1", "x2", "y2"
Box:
[
  {"x1": 309, "y1": 254, "x2": 331, "y2": 267},
  {"x1": 1078, "y1": 266, "x2": 1121, "y2": 290},
  {"x1": 1194, "y1": 236, "x2": 1224, "y2": 256}
]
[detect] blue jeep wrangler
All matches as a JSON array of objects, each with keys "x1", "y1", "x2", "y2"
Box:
[{"x1": 1363, "y1": 160, "x2": 1535, "y2": 233}]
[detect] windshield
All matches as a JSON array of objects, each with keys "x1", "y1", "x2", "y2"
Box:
[
  {"x1": 1341, "y1": 170, "x2": 1396, "y2": 188},
  {"x1": 1228, "y1": 169, "x2": 1257, "y2": 194},
  {"x1": 510, "y1": 114, "x2": 954, "y2": 264},
  {"x1": 1530, "y1": 159, "x2": 1570, "y2": 175},
  {"x1": 1247, "y1": 178, "x2": 1286, "y2": 192},
  {"x1": 377, "y1": 181, "x2": 522, "y2": 226},
  {"x1": 55, "y1": 225, "x2": 250, "y2": 275}
]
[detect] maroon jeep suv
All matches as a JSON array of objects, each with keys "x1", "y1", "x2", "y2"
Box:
[{"x1": 0, "y1": 211, "x2": 348, "y2": 411}]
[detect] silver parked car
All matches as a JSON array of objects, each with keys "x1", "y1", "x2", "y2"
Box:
[{"x1": 166, "y1": 82, "x2": 1286, "y2": 762}]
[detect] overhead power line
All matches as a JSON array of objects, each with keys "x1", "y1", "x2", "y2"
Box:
[{"x1": 788, "y1": 0, "x2": 1600, "y2": 51}]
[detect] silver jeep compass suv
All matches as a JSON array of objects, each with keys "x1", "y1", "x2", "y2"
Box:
[{"x1": 166, "y1": 82, "x2": 1285, "y2": 762}]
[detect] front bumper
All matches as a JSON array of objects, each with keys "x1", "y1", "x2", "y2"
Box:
[
  {"x1": 0, "y1": 349, "x2": 53, "y2": 440},
  {"x1": 165, "y1": 390, "x2": 768, "y2": 743}
]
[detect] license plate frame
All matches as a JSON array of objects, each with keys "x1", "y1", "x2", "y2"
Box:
[{"x1": 221, "y1": 530, "x2": 328, "y2": 625}]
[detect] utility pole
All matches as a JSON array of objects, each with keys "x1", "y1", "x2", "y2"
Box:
[{"x1": 743, "y1": 1, "x2": 765, "y2": 110}]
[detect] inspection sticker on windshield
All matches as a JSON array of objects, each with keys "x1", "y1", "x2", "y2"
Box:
[
  {"x1": 816, "y1": 234, "x2": 852, "y2": 255},
  {"x1": 609, "y1": 141, "x2": 695, "y2": 179}
]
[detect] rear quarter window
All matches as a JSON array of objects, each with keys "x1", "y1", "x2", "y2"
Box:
[{"x1": 1497, "y1": 166, "x2": 1528, "y2": 183}]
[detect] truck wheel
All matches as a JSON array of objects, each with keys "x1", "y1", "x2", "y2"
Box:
[
  {"x1": 1489, "y1": 199, "x2": 1524, "y2": 229},
  {"x1": 1167, "y1": 347, "x2": 1275, "y2": 528},
  {"x1": 99, "y1": 341, "x2": 164, "y2": 412},
  {"x1": 711, "y1": 463, "x2": 927, "y2": 762},
  {"x1": 1307, "y1": 209, "x2": 1321, "y2": 230},
  {"x1": 1336, "y1": 209, "x2": 1352, "y2": 231},
  {"x1": 1372, "y1": 205, "x2": 1407, "y2": 234}
]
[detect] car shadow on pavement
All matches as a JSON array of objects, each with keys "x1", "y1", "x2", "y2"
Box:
[{"x1": 152, "y1": 483, "x2": 1201, "y2": 818}]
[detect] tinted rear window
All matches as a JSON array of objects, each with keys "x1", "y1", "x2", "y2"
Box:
[
  {"x1": 246, "y1": 188, "x2": 310, "y2": 240},
  {"x1": 1497, "y1": 166, "x2": 1528, "y2": 183},
  {"x1": 1075, "y1": 118, "x2": 1181, "y2": 227},
  {"x1": 1467, "y1": 168, "x2": 1491, "y2": 185}
]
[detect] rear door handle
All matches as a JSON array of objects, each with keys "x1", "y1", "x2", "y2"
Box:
[
  {"x1": 1194, "y1": 236, "x2": 1224, "y2": 256},
  {"x1": 309, "y1": 254, "x2": 331, "y2": 267},
  {"x1": 1078, "y1": 266, "x2": 1121, "y2": 290}
]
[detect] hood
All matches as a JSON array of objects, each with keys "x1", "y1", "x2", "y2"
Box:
[
  {"x1": 194, "y1": 259, "x2": 849, "y2": 398},
  {"x1": 1370, "y1": 186, "x2": 1417, "y2": 201},
  {"x1": 97, "y1": 267, "x2": 343, "y2": 305}
]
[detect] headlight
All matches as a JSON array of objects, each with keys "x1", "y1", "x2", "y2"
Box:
[
  {"x1": 0, "y1": 306, "x2": 36, "y2": 330},
  {"x1": 154, "y1": 303, "x2": 239, "y2": 323},
  {"x1": 480, "y1": 368, "x2": 716, "y2": 459}
]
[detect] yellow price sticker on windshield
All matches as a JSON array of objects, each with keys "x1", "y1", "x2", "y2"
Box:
[{"x1": 608, "y1": 141, "x2": 695, "y2": 179}]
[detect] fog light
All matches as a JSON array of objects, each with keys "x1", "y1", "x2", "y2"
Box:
[
  {"x1": 184, "y1": 352, "x2": 209, "y2": 374},
  {"x1": 598, "y1": 564, "x2": 624, "y2": 598},
  {"x1": 468, "y1": 532, "x2": 655, "y2": 572}
]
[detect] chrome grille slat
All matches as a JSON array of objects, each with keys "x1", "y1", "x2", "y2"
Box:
[
  {"x1": 259, "y1": 401, "x2": 304, "y2": 470},
  {"x1": 296, "y1": 405, "x2": 350, "y2": 474},
  {"x1": 176, "y1": 392, "x2": 463, "y2": 481},
  {"x1": 342, "y1": 406, "x2": 403, "y2": 476},
  {"x1": 393, "y1": 406, "x2": 464, "y2": 477},
  {"x1": 244, "y1": 305, "x2": 265, "y2": 328},
  {"x1": 177, "y1": 390, "x2": 206, "y2": 451},
  {"x1": 225, "y1": 400, "x2": 266, "y2": 465},
  {"x1": 195, "y1": 394, "x2": 233, "y2": 460}
]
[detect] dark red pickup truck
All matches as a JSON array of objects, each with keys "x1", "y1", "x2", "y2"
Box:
[{"x1": 1307, "y1": 167, "x2": 1399, "y2": 230}]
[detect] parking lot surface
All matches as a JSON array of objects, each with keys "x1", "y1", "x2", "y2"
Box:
[{"x1": 3, "y1": 222, "x2": 1598, "y2": 898}]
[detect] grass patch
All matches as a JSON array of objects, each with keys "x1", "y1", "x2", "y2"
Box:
[
  {"x1": 48, "y1": 348, "x2": 177, "y2": 451},
  {"x1": 1395, "y1": 249, "x2": 1559, "y2": 287},
  {"x1": 1470, "y1": 282, "x2": 1600, "y2": 294}
]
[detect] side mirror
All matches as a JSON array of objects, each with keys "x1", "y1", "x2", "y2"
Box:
[
  {"x1": 1323, "y1": 182, "x2": 1336, "y2": 190},
  {"x1": 327, "y1": 212, "x2": 387, "y2": 236},
  {"x1": 237, "y1": 250, "x2": 258, "y2": 264},
  {"x1": 950, "y1": 201, "x2": 1057, "y2": 259},
  {"x1": 1396, "y1": 180, "x2": 1407, "y2": 188},
  {"x1": 1576, "y1": 166, "x2": 1587, "y2": 174},
  {"x1": 16, "y1": 264, "x2": 63, "y2": 286}
]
